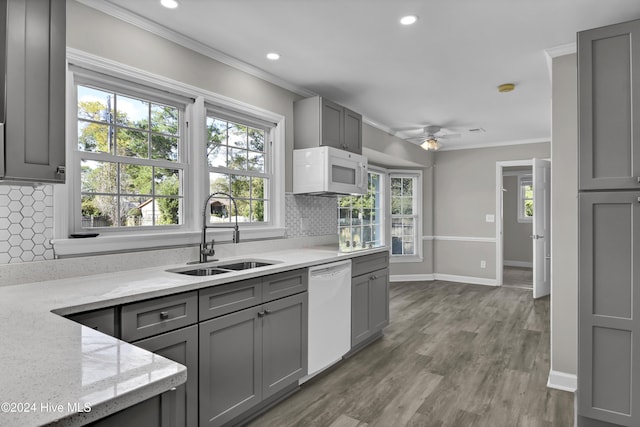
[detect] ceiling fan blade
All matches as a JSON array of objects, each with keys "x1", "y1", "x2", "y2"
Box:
[
  {"x1": 406, "y1": 136, "x2": 426, "y2": 143},
  {"x1": 438, "y1": 133, "x2": 461, "y2": 139}
]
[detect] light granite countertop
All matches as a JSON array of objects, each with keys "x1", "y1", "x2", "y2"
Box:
[{"x1": 0, "y1": 245, "x2": 387, "y2": 426}]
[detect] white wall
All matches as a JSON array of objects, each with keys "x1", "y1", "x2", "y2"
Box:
[
  {"x1": 503, "y1": 175, "x2": 533, "y2": 265},
  {"x1": 550, "y1": 53, "x2": 578, "y2": 382},
  {"x1": 433, "y1": 143, "x2": 550, "y2": 280}
]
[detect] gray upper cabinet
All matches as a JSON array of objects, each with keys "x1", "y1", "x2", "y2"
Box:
[
  {"x1": 578, "y1": 19, "x2": 640, "y2": 190},
  {"x1": 294, "y1": 95, "x2": 363, "y2": 154},
  {"x1": 1, "y1": 0, "x2": 66, "y2": 184},
  {"x1": 578, "y1": 192, "x2": 640, "y2": 426}
]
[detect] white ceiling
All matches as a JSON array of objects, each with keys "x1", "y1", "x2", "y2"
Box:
[{"x1": 87, "y1": 0, "x2": 640, "y2": 150}]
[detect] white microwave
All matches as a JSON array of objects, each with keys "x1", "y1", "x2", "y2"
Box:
[{"x1": 293, "y1": 146, "x2": 368, "y2": 195}]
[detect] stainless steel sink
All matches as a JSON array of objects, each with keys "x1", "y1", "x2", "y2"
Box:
[
  {"x1": 168, "y1": 260, "x2": 277, "y2": 276},
  {"x1": 216, "y1": 261, "x2": 273, "y2": 270}
]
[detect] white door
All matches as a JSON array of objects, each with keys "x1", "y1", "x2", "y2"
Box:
[{"x1": 532, "y1": 158, "x2": 551, "y2": 298}]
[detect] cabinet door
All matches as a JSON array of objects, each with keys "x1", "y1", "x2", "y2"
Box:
[
  {"x1": 68, "y1": 308, "x2": 116, "y2": 337},
  {"x1": 134, "y1": 325, "x2": 198, "y2": 427},
  {"x1": 321, "y1": 99, "x2": 343, "y2": 150},
  {"x1": 88, "y1": 394, "x2": 167, "y2": 427},
  {"x1": 579, "y1": 192, "x2": 640, "y2": 426},
  {"x1": 578, "y1": 19, "x2": 640, "y2": 190},
  {"x1": 343, "y1": 108, "x2": 362, "y2": 154},
  {"x1": 262, "y1": 293, "x2": 308, "y2": 399},
  {"x1": 199, "y1": 306, "x2": 262, "y2": 427},
  {"x1": 351, "y1": 274, "x2": 371, "y2": 347},
  {"x1": 3, "y1": 0, "x2": 65, "y2": 183},
  {"x1": 370, "y1": 268, "x2": 389, "y2": 332}
]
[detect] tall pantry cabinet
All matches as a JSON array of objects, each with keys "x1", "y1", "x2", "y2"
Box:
[{"x1": 578, "y1": 18, "x2": 640, "y2": 427}]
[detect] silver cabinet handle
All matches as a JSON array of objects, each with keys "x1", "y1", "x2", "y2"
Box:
[
  {"x1": 159, "y1": 311, "x2": 170, "y2": 320},
  {"x1": 257, "y1": 311, "x2": 265, "y2": 318}
]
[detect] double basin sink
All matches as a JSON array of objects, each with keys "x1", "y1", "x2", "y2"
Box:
[{"x1": 168, "y1": 260, "x2": 277, "y2": 276}]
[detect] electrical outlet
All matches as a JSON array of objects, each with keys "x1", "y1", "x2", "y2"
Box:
[
  {"x1": 300, "y1": 217, "x2": 309, "y2": 232},
  {"x1": 486, "y1": 214, "x2": 495, "y2": 223},
  {"x1": 480, "y1": 260, "x2": 486, "y2": 269}
]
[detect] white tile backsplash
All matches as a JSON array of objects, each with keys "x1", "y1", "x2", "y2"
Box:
[
  {"x1": 284, "y1": 194, "x2": 337, "y2": 238},
  {"x1": 0, "y1": 185, "x2": 54, "y2": 264},
  {"x1": 0, "y1": 190, "x2": 337, "y2": 267}
]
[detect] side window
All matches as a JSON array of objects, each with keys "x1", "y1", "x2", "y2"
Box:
[
  {"x1": 390, "y1": 173, "x2": 420, "y2": 256},
  {"x1": 518, "y1": 175, "x2": 533, "y2": 222},
  {"x1": 338, "y1": 171, "x2": 384, "y2": 251}
]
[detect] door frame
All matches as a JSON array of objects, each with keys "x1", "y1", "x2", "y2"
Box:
[{"x1": 495, "y1": 159, "x2": 533, "y2": 286}]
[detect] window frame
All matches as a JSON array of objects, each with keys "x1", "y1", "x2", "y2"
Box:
[
  {"x1": 72, "y1": 75, "x2": 189, "y2": 233},
  {"x1": 204, "y1": 106, "x2": 275, "y2": 227},
  {"x1": 388, "y1": 170, "x2": 423, "y2": 263},
  {"x1": 337, "y1": 168, "x2": 387, "y2": 252},
  {"x1": 54, "y1": 49, "x2": 286, "y2": 257},
  {"x1": 517, "y1": 174, "x2": 533, "y2": 223}
]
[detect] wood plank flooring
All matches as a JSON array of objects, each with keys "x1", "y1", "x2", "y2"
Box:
[
  {"x1": 503, "y1": 267, "x2": 533, "y2": 289},
  {"x1": 248, "y1": 280, "x2": 574, "y2": 427}
]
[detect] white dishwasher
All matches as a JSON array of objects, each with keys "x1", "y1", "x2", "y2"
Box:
[{"x1": 301, "y1": 260, "x2": 352, "y2": 383}]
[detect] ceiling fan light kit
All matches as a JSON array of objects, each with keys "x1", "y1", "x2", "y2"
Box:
[{"x1": 421, "y1": 137, "x2": 441, "y2": 151}]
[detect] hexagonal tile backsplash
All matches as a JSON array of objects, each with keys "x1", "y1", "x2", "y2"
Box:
[{"x1": 0, "y1": 185, "x2": 54, "y2": 264}]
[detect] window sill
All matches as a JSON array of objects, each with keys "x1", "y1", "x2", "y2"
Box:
[
  {"x1": 390, "y1": 255, "x2": 423, "y2": 263},
  {"x1": 52, "y1": 227, "x2": 286, "y2": 258}
]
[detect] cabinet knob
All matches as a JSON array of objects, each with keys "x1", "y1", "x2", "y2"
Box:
[
  {"x1": 159, "y1": 311, "x2": 170, "y2": 320},
  {"x1": 370, "y1": 275, "x2": 377, "y2": 280},
  {"x1": 257, "y1": 311, "x2": 265, "y2": 318}
]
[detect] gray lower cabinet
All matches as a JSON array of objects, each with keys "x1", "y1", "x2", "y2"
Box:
[
  {"x1": 199, "y1": 293, "x2": 308, "y2": 427},
  {"x1": 578, "y1": 192, "x2": 640, "y2": 426},
  {"x1": 351, "y1": 267, "x2": 390, "y2": 348},
  {"x1": 89, "y1": 393, "x2": 174, "y2": 427},
  {"x1": 134, "y1": 325, "x2": 199, "y2": 427},
  {"x1": 67, "y1": 308, "x2": 116, "y2": 337}
]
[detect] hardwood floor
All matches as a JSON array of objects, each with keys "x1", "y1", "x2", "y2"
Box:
[
  {"x1": 248, "y1": 280, "x2": 574, "y2": 427},
  {"x1": 503, "y1": 266, "x2": 533, "y2": 289}
]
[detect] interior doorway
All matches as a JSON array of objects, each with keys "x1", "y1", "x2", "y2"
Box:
[
  {"x1": 495, "y1": 159, "x2": 551, "y2": 298},
  {"x1": 502, "y1": 165, "x2": 533, "y2": 289}
]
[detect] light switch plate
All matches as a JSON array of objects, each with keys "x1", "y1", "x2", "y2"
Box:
[{"x1": 485, "y1": 214, "x2": 495, "y2": 223}]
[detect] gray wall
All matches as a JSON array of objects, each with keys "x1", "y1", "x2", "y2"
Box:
[
  {"x1": 67, "y1": 0, "x2": 303, "y2": 192},
  {"x1": 550, "y1": 53, "x2": 578, "y2": 378},
  {"x1": 362, "y1": 125, "x2": 436, "y2": 277},
  {"x1": 503, "y1": 174, "x2": 533, "y2": 265},
  {"x1": 433, "y1": 142, "x2": 550, "y2": 279}
]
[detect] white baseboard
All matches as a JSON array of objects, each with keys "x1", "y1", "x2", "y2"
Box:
[
  {"x1": 390, "y1": 274, "x2": 435, "y2": 282},
  {"x1": 435, "y1": 274, "x2": 498, "y2": 286},
  {"x1": 547, "y1": 370, "x2": 577, "y2": 392},
  {"x1": 504, "y1": 260, "x2": 533, "y2": 268},
  {"x1": 389, "y1": 273, "x2": 497, "y2": 286}
]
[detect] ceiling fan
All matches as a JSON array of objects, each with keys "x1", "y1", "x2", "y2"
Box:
[{"x1": 405, "y1": 125, "x2": 461, "y2": 151}]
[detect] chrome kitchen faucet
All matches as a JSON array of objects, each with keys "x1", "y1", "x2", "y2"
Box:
[{"x1": 197, "y1": 192, "x2": 240, "y2": 263}]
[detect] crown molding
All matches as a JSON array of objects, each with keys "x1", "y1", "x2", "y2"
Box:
[
  {"x1": 544, "y1": 42, "x2": 577, "y2": 58},
  {"x1": 437, "y1": 137, "x2": 550, "y2": 152},
  {"x1": 76, "y1": 0, "x2": 315, "y2": 98}
]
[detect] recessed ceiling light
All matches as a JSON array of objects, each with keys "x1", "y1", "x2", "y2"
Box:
[
  {"x1": 400, "y1": 15, "x2": 418, "y2": 26},
  {"x1": 498, "y1": 83, "x2": 516, "y2": 93},
  {"x1": 160, "y1": 0, "x2": 178, "y2": 9},
  {"x1": 266, "y1": 52, "x2": 280, "y2": 61}
]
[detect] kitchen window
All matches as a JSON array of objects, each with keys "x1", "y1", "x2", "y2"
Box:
[
  {"x1": 73, "y1": 76, "x2": 189, "y2": 231},
  {"x1": 55, "y1": 52, "x2": 285, "y2": 256},
  {"x1": 338, "y1": 170, "x2": 385, "y2": 251},
  {"x1": 206, "y1": 108, "x2": 274, "y2": 225},
  {"x1": 518, "y1": 174, "x2": 533, "y2": 223},
  {"x1": 390, "y1": 172, "x2": 421, "y2": 258}
]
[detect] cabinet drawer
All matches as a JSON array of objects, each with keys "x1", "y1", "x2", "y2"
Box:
[
  {"x1": 199, "y1": 278, "x2": 261, "y2": 321},
  {"x1": 121, "y1": 291, "x2": 198, "y2": 341},
  {"x1": 351, "y1": 252, "x2": 389, "y2": 277},
  {"x1": 68, "y1": 307, "x2": 116, "y2": 337},
  {"x1": 262, "y1": 269, "x2": 308, "y2": 302}
]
